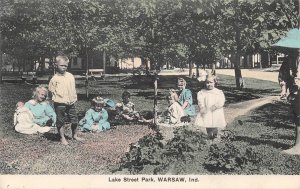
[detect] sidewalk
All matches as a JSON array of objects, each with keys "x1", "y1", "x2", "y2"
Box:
[{"x1": 159, "y1": 68, "x2": 279, "y2": 83}]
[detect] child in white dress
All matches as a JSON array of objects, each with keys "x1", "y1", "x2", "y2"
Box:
[
  {"x1": 194, "y1": 75, "x2": 226, "y2": 141},
  {"x1": 159, "y1": 91, "x2": 185, "y2": 125},
  {"x1": 14, "y1": 101, "x2": 51, "y2": 134}
]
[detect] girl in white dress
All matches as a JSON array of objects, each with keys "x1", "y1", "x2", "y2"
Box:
[{"x1": 194, "y1": 75, "x2": 226, "y2": 140}]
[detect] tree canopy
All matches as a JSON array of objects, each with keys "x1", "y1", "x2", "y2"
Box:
[{"x1": 1, "y1": 0, "x2": 299, "y2": 75}]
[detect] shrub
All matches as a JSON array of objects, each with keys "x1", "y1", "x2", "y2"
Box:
[
  {"x1": 204, "y1": 141, "x2": 262, "y2": 173},
  {"x1": 113, "y1": 127, "x2": 207, "y2": 174}
]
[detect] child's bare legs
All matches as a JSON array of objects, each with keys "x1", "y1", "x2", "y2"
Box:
[
  {"x1": 71, "y1": 123, "x2": 84, "y2": 141},
  {"x1": 57, "y1": 125, "x2": 68, "y2": 145},
  {"x1": 206, "y1": 128, "x2": 222, "y2": 143},
  {"x1": 280, "y1": 82, "x2": 287, "y2": 99},
  {"x1": 206, "y1": 128, "x2": 218, "y2": 139}
]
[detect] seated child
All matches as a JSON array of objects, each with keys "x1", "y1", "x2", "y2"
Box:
[
  {"x1": 115, "y1": 91, "x2": 141, "y2": 121},
  {"x1": 79, "y1": 96, "x2": 111, "y2": 132},
  {"x1": 158, "y1": 91, "x2": 185, "y2": 125},
  {"x1": 25, "y1": 86, "x2": 56, "y2": 127},
  {"x1": 14, "y1": 101, "x2": 51, "y2": 134}
]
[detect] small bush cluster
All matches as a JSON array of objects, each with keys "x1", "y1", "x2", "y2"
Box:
[
  {"x1": 204, "y1": 141, "x2": 262, "y2": 173},
  {"x1": 113, "y1": 127, "x2": 207, "y2": 174}
]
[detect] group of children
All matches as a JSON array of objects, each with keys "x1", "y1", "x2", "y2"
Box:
[{"x1": 14, "y1": 55, "x2": 227, "y2": 145}]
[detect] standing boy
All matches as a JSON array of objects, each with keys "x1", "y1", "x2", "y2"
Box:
[{"x1": 48, "y1": 55, "x2": 84, "y2": 145}]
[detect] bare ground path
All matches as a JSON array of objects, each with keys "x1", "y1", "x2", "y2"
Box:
[
  {"x1": 224, "y1": 96, "x2": 279, "y2": 124},
  {"x1": 160, "y1": 68, "x2": 279, "y2": 83}
]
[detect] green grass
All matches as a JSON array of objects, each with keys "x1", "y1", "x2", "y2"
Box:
[
  {"x1": 227, "y1": 100, "x2": 299, "y2": 174},
  {"x1": 0, "y1": 74, "x2": 287, "y2": 174},
  {"x1": 115, "y1": 101, "x2": 299, "y2": 175}
]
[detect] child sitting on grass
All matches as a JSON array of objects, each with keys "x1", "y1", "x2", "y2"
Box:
[
  {"x1": 25, "y1": 86, "x2": 56, "y2": 127},
  {"x1": 194, "y1": 75, "x2": 226, "y2": 142},
  {"x1": 14, "y1": 101, "x2": 51, "y2": 134},
  {"x1": 115, "y1": 91, "x2": 142, "y2": 122},
  {"x1": 79, "y1": 96, "x2": 111, "y2": 132},
  {"x1": 158, "y1": 90, "x2": 185, "y2": 125}
]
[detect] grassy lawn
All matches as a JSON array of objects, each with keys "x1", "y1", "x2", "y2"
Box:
[
  {"x1": 114, "y1": 100, "x2": 299, "y2": 175},
  {"x1": 2, "y1": 74, "x2": 294, "y2": 175}
]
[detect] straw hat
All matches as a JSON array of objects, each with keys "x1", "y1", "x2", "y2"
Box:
[{"x1": 92, "y1": 96, "x2": 105, "y2": 106}]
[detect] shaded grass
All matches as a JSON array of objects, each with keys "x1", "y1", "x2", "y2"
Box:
[{"x1": 227, "y1": 101, "x2": 300, "y2": 174}]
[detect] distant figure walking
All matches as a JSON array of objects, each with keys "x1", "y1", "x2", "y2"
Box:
[{"x1": 278, "y1": 57, "x2": 293, "y2": 100}]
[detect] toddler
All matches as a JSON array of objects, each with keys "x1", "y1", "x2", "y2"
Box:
[
  {"x1": 194, "y1": 75, "x2": 226, "y2": 142},
  {"x1": 14, "y1": 101, "x2": 51, "y2": 134},
  {"x1": 79, "y1": 96, "x2": 111, "y2": 132},
  {"x1": 115, "y1": 91, "x2": 141, "y2": 121},
  {"x1": 159, "y1": 90, "x2": 185, "y2": 125}
]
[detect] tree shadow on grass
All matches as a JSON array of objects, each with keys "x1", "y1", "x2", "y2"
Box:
[
  {"x1": 133, "y1": 91, "x2": 166, "y2": 100},
  {"x1": 42, "y1": 132, "x2": 72, "y2": 142},
  {"x1": 233, "y1": 135, "x2": 291, "y2": 149},
  {"x1": 243, "y1": 101, "x2": 295, "y2": 130},
  {"x1": 219, "y1": 86, "x2": 279, "y2": 104},
  {"x1": 277, "y1": 134, "x2": 295, "y2": 141},
  {"x1": 122, "y1": 75, "x2": 188, "y2": 90}
]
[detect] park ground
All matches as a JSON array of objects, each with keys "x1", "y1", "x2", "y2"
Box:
[{"x1": 0, "y1": 69, "x2": 300, "y2": 175}]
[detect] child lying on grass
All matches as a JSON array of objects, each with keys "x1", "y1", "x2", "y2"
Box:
[
  {"x1": 14, "y1": 101, "x2": 51, "y2": 134},
  {"x1": 79, "y1": 96, "x2": 111, "y2": 133}
]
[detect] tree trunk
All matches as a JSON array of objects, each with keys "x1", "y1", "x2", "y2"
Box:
[
  {"x1": 103, "y1": 50, "x2": 106, "y2": 74},
  {"x1": 233, "y1": 54, "x2": 244, "y2": 89},
  {"x1": 261, "y1": 51, "x2": 270, "y2": 68},
  {"x1": 188, "y1": 61, "x2": 192, "y2": 77},
  {"x1": 243, "y1": 54, "x2": 248, "y2": 68},
  {"x1": 196, "y1": 64, "x2": 200, "y2": 77},
  {"x1": 149, "y1": 57, "x2": 155, "y2": 70},
  {"x1": 233, "y1": 2, "x2": 244, "y2": 90},
  {"x1": 85, "y1": 49, "x2": 89, "y2": 98},
  {"x1": 153, "y1": 75, "x2": 158, "y2": 126},
  {"x1": 211, "y1": 62, "x2": 216, "y2": 76},
  {"x1": 40, "y1": 57, "x2": 45, "y2": 74}
]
